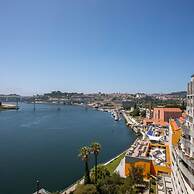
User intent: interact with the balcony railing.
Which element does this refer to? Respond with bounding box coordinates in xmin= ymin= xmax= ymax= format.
xmin=181 ymin=136 xmax=191 ymax=145
xmin=181 ymin=125 xmax=190 ymax=135
xmin=176 ymin=147 xmax=194 ymax=171
xmin=180 ymin=122 xmax=194 ymax=138
xmin=178 ymin=161 xmax=194 ymax=186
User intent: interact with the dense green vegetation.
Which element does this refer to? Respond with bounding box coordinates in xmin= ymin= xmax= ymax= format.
xmin=136 ymin=97 xmax=186 ymax=111
xmin=127 ymin=96 xmax=186 ymax=118
xmin=74 ymin=165 xmax=148 ymax=194
xmin=130 ymin=108 xmax=140 ymax=117
xmin=150 ymin=178 xmax=157 ymax=194
xmin=74 ymin=184 xmax=98 ymax=194
xmin=75 ymin=144 xmax=148 ymax=194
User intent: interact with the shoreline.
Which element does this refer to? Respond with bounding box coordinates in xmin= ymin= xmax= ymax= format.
xmin=61 ymin=142 xmax=137 ymax=194
xmin=1 ymin=102 xmax=138 ymax=194
xmin=60 ymin=112 xmax=142 ymax=193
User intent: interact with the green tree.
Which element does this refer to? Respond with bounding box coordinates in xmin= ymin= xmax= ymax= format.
xmin=91 ymin=165 xmax=110 ymax=184
xmin=130 ymin=108 xmax=140 ymax=117
xmin=140 ymin=110 xmax=146 ymax=117
xmin=128 ymin=166 xmax=144 ymax=185
xmin=97 ymin=173 xmax=124 ymax=194
xmin=74 ymin=184 xmax=98 ymax=194
xmin=79 ymin=146 xmax=91 ymax=184
xmin=91 ymin=142 xmax=101 ymax=184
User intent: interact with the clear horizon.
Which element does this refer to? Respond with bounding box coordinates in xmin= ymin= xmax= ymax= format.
xmin=0 ymin=90 xmax=188 ymax=97
xmin=1 ymin=0 xmax=194 ymax=95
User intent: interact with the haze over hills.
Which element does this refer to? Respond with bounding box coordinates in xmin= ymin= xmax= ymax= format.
xmin=0 ymin=91 xmax=187 ymax=97
xmin=167 ymin=91 xmax=187 ymax=97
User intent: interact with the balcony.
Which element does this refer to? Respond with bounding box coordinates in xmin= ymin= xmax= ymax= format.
xmin=180 ymin=122 xmax=194 ymax=138
xmin=181 ymin=136 xmax=191 ymax=148
xmin=176 ymin=147 xmax=194 ymax=172
xmin=178 ymin=160 xmax=194 ymax=186
xmin=181 ymin=125 xmax=190 ymax=135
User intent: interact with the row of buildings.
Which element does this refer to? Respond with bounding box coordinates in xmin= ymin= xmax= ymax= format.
xmin=143 ymin=107 xmax=183 ymax=126
xmin=169 ymin=75 xmax=194 ymax=194
xmin=116 ymin=74 xmax=194 ymax=194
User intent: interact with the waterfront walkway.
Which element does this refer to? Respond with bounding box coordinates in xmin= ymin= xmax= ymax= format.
xmin=122 ymin=111 xmax=143 ymax=133
xmin=33 ymin=188 xmax=49 ymax=194
xmin=62 ymin=179 xmax=84 ymax=194
xmin=122 ymin=111 xmax=140 ymax=125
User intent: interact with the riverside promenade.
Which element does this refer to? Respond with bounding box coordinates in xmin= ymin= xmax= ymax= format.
xmin=122 ymin=111 xmax=142 ymax=133
xmin=122 ymin=111 xmax=139 ymax=126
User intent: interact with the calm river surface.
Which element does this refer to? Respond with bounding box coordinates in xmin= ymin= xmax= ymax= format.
xmin=0 ymin=103 xmax=136 ymax=194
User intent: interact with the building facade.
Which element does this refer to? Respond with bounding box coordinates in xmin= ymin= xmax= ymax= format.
xmin=169 ymin=75 xmax=194 ymax=194
xmin=143 ymin=107 xmax=182 ymax=126
xmin=153 ymin=107 xmax=182 ymax=123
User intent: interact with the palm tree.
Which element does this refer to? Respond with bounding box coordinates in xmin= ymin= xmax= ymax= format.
xmin=79 ymin=146 xmax=91 ymax=184
xmin=91 ymin=142 xmax=101 ymax=184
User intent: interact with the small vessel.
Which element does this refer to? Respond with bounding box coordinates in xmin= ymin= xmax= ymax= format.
xmin=111 ymin=110 xmax=120 ymax=121
xmin=114 ymin=116 xmax=119 ymax=121
xmin=0 ymin=103 xmax=19 ymax=110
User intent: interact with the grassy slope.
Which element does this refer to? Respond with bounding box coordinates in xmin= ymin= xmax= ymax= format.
xmin=105 ymin=152 xmax=126 ymax=174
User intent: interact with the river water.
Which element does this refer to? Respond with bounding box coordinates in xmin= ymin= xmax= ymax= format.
xmin=0 ymin=103 xmax=136 ymax=194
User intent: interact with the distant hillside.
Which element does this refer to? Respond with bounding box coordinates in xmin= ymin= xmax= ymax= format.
xmin=168 ymin=91 xmax=187 ymax=97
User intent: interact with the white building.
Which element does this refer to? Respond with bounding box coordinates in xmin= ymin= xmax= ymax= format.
xmin=169 ymin=74 xmax=194 ymax=194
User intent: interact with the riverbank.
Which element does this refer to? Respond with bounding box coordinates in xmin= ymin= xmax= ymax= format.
xmin=61 ymin=134 xmax=138 ymax=194
xmin=61 ymin=148 xmax=132 ymax=194
xmin=0 ymin=103 xmax=135 ymax=194
xmin=121 ymin=111 xmax=143 ymax=134
xmin=36 ymin=139 xmax=138 ymax=194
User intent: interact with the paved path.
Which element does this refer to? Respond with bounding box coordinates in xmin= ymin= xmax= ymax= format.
xmin=62 ymin=179 xmax=84 ymax=194
xmin=33 ymin=188 xmax=49 ymax=194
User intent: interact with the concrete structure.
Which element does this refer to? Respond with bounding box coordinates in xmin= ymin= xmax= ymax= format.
xmin=146 ymin=108 xmax=153 ymax=119
xmin=117 ymin=139 xmax=171 ymax=179
xmin=124 ymin=156 xmax=153 ymax=179
xmin=143 ymin=107 xmax=182 ymax=126
xmin=169 ymin=75 xmax=194 ymax=194
xmin=153 ymin=107 xmax=182 ymax=123
xmin=32 ymin=188 xmax=49 ymax=194
xmin=169 ymin=119 xmax=188 ymax=194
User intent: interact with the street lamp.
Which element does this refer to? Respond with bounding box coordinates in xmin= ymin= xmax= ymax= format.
xmin=36 ymin=180 xmax=40 ymax=194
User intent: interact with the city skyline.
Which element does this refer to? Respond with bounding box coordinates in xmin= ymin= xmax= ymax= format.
xmin=1 ymin=0 xmax=194 ymax=95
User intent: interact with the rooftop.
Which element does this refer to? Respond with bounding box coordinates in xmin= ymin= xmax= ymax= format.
xmin=148 ymin=146 xmax=166 ymax=166
xmin=154 ymin=107 xmax=182 ymax=112
xmin=126 ymin=138 xmax=170 ymax=167
xmin=126 ymin=139 xmax=150 ymax=158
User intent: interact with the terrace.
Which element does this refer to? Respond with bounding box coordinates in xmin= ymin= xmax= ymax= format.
xmin=157 ymin=175 xmax=173 ymax=194
xmin=126 ymin=139 xmax=149 ymax=158
xmin=146 ymin=126 xmax=166 ymax=143
xmin=126 ymin=139 xmax=170 ymax=170
xmin=126 ymin=138 xmax=168 ymax=166
xmin=148 ymin=146 xmax=166 ymax=166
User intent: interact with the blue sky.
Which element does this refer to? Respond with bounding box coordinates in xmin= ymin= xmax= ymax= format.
xmin=0 ymin=0 xmax=194 ymax=95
